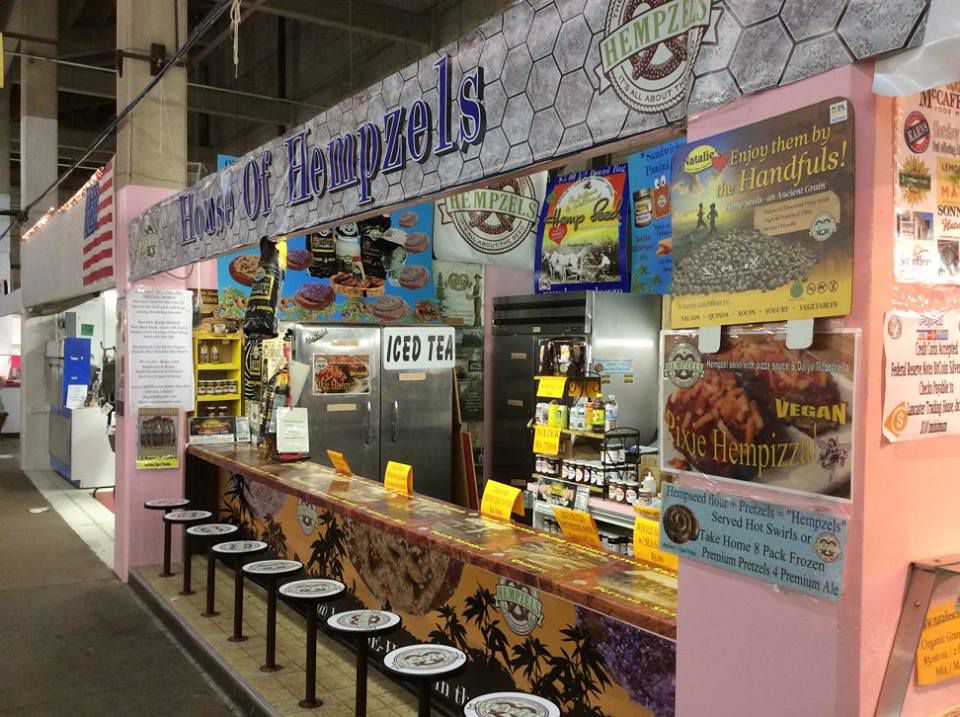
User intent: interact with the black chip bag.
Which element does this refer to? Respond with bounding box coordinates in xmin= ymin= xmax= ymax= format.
xmin=243 ymin=237 xmax=283 ymax=340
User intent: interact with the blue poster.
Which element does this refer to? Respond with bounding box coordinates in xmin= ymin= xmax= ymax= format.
xmin=627 ymin=137 xmax=684 ymax=294
xmin=217 ymin=202 xmax=439 ymax=325
xmin=534 ymin=165 xmax=630 ymax=293
xmin=62 ymin=337 xmax=92 ymax=406
xmin=660 ymin=483 xmax=846 ymax=601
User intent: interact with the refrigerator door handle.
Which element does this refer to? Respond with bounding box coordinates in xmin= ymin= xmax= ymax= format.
xmin=364 ymin=401 xmax=373 ymax=445
xmin=391 ymin=400 xmax=399 ymax=442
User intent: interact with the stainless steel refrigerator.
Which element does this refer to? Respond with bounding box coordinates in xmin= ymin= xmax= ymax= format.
xmin=292 ymin=323 xmax=454 ymax=502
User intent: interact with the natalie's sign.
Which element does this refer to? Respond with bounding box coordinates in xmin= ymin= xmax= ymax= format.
xmin=434 ymin=173 xmax=547 ymax=269
xmin=383 ymin=326 xmax=455 ymax=371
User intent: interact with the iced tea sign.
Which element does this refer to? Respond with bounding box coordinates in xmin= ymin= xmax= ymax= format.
xmin=383 ymin=326 xmax=456 ymax=371
xmin=669 ymin=98 xmax=855 ymax=328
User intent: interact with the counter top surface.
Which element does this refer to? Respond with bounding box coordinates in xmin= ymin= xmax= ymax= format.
xmin=188 ymin=444 xmax=677 ymax=639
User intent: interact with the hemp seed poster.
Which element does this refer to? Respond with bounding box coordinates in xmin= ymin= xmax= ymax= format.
xmin=670 ymin=98 xmax=856 ymax=328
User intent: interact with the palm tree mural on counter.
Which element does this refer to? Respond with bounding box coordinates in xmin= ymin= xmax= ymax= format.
xmin=307 ymin=510 xmax=346 ymax=582
xmin=260 ymin=515 xmax=287 ymax=556
xmin=222 ymin=473 xmax=255 ymax=536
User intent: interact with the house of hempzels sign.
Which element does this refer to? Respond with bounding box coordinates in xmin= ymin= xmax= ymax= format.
xmin=129 ymin=0 xmax=929 ymax=280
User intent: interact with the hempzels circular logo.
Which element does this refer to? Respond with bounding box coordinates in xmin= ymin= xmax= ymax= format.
xmin=904 ymin=111 xmax=930 ymax=153
xmin=596 ymin=0 xmax=720 ymax=112
xmin=438 ymin=177 xmax=541 ymax=256
xmin=664 ymin=342 xmax=703 ymax=388
xmin=496 ymin=578 xmax=543 ymax=636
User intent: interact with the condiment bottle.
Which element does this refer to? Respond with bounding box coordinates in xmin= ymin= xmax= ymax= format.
xmin=591 ymin=398 xmax=605 ymax=433
xmin=605 ymin=395 xmax=618 ymax=432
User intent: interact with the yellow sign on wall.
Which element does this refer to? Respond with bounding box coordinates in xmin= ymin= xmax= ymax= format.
xmin=533 ymin=425 xmax=561 ymax=456
xmin=916 ymin=601 xmax=960 ymax=686
xmin=384 ymin=460 xmax=413 ymax=495
xmin=553 ymin=506 xmax=602 ymax=549
xmin=633 ymin=517 xmax=679 ymax=571
xmin=480 ymin=480 xmax=523 ymax=521
xmin=327 ymin=449 xmax=352 ymax=476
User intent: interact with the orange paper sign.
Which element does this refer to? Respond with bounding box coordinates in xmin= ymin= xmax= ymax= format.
xmin=633 ymin=516 xmax=679 ymax=571
xmin=384 ymin=460 xmax=413 ymax=495
xmin=553 ymin=506 xmax=602 ymax=549
xmin=480 ymin=480 xmax=523 ymax=520
xmin=327 ymin=449 xmax=352 ymax=476
xmin=916 ymin=601 xmax=960 ymax=686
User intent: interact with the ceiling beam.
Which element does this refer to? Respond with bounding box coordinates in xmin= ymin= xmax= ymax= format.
xmin=256 ymin=0 xmax=430 ymax=47
xmin=7 ymin=61 xmax=313 ymax=126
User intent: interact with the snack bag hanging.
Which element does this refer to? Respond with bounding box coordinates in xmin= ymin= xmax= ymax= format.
xmin=243 ymin=237 xmax=284 ymax=339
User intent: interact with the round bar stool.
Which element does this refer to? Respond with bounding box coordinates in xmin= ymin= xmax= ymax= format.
xmin=242 ymin=559 xmax=303 ymax=672
xmin=162 ymin=509 xmax=213 ymax=595
xmin=326 ymin=609 xmax=402 ymax=717
xmin=464 ymin=692 xmax=560 ymax=717
xmin=144 ymin=498 xmax=190 ymax=577
xmin=383 ymin=644 xmax=467 ymax=717
xmin=279 ymin=579 xmax=346 ymax=709
xmin=211 ymin=540 xmax=268 ymax=642
xmin=185 ymin=523 xmax=239 ymax=617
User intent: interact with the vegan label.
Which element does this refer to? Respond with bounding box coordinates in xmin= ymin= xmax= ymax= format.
xmin=882 ymin=310 xmax=960 ymax=441
xmin=670 ymin=98 xmax=855 ymax=327
xmin=660 ymin=483 xmax=847 ymax=601
xmin=660 ymin=329 xmax=858 ymax=500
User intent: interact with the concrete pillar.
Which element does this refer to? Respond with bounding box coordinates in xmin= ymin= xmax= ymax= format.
xmin=17 ymin=0 xmax=57 ymax=470
xmin=19 ymin=0 xmax=57 ymax=223
xmin=113 ymin=0 xmax=190 ymax=581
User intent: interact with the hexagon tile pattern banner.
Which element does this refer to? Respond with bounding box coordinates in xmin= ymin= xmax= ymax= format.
xmin=129 ymin=0 xmax=930 ymax=280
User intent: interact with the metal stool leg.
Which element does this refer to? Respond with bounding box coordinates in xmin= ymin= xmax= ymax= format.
xmin=355 ymin=638 xmax=369 ymax=717
xmin=180 ymin=528 xmax=194 ymax=595
xmin=417 ymin=680 xmax=431 ymax=717
xmin=299 ymin=606 xmax=322 ymax=709
xmin=160 ymin=519 xmax=173 ymax=577
xmin=229 ymin=557 xmax=246 ymax=642
xmin=262 ymin=575 xmax=280 ymax=672
xmin=203 ymin=544 xmax=218 ymax=617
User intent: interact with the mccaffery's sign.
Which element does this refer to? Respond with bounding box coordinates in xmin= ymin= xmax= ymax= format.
xmin=177 ymin=57 xmax=483 ymax=246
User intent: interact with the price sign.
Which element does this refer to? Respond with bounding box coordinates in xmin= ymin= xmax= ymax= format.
xmin=633 ymin=517 xmax=679 ymax=571
xmin=537 ymin=376 xmax=567 ymax=398
xmin=553 ymin=506 xmax=602 ymax=549
xmin=533 ymin=425 xmax=561 ymax=456
xmin=480 ymin=480 xmax=523 ymax=520
xmin=916 ymin=602 xmax=960 ymax=685
xmin=327 ymin=449 xmax=352 ymax=476
xmin=384 ymin=460 xmax=413 ymax=495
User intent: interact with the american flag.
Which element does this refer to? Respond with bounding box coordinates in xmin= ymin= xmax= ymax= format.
xmin=82 ymin=159 xmax=114 ymax=287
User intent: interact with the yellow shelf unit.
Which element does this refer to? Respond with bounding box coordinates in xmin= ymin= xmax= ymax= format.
xmin=194 ymin=330 xmax=243 ymax=417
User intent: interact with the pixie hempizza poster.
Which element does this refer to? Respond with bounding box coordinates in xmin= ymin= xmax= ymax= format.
xmin=534 ymin=165 xmax=630 ymax=293
xmin=670 ymin=98 xmax=855 ymax=328
xmin=217 ymin=202 xmax=440 ymax=325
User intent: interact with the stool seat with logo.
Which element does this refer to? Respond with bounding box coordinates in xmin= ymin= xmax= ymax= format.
xmin=186 ymin=523 xmax=238 ymax=617
xmin=162 ymin=509 xmax=213 ymax=594
xmin=279 ymin=579 xmax=346 ymax=709
xmin=463 ymin=692 xmax=561 ymax=717
xmin=242 ymin=559 xmax=303 ymax=671
xmin=144 ymin=498 xmax=191 ymax=576
xmin=383 ymin=644 xmax=468 ymax=717
xmin=211 ymin=540 xmax=268 ymax=642
xmin=326 ymin=609 xmax=402 ymax=717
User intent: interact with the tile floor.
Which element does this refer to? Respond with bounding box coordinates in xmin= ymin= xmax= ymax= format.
xmin=143 ymin=564 xmax=421 ymax=717
xmin=24 ymin=468 xmax=115 ymax=569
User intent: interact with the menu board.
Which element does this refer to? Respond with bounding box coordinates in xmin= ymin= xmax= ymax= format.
xmin=627 ymin=138 xmax=685 ymax=294
xmin=894 ymin=84 xmax=960 ymax=284
xmin=670 ymin=98 xmax=855 ymax=327
xmin=217 ymin=202 xmax=440 ymax=325
xmin=882 ymin=310 xmax=960 ymax=441
xmin=534 ymin=165 xmax=630 ymax=293
xmin=660 ymin=329 xmax=858 ymax=501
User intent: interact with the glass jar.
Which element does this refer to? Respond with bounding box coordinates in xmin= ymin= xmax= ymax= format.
xmin=199 ymin=343 xmax=209 ymax=364
xmin=634 ymin=188 xmax=653 ymax=228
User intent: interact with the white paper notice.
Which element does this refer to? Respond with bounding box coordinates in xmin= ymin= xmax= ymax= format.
xmin=883 ymin=310 xmax=960 ymax=441
xmin=276 ymin=407 xmax=309 ymax=454
xmin=65 ymin=384 xmax=87 ymax=409
xmin=128 ymin=289 xmax=195 ymax=411
xmin=235 ymin=417 xmax=251 ymax=444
